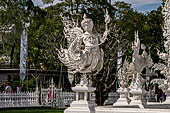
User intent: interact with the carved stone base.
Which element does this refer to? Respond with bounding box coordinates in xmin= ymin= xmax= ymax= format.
xmin=64 ymin=100 xmax=96 ymax=113
xmin=113 ymin=87 xmax=130 ymax=106
xmin=64 ymin=84 xmax=96 ymax=113
xmin=129 ymin=88 xmax=144 ymax=108
xmin=95 ymin=107 xmax=170 ymax=113
xmin=164 ymin=96 xmax=170 ymax=104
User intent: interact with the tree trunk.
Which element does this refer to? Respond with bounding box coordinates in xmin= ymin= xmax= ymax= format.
xmin=95 ymin=81 xmax=108 ymax=106
xmin=10 ymin=42 xmax=16 ymax=68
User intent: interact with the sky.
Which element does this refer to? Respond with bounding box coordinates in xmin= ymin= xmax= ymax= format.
xmin=33 ymin=0 xmax=163 ymax=13
xmin=113 ymin=0 xmax=162 ymax=12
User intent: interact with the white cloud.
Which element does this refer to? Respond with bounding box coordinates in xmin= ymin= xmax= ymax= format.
xmin=112 ymin=0 xmax=162 ymax=12
xmin=113 ymin=0 xmax=162 ymax=6
xmin=32 ymin=0 xmax=43 ymax=6
xmin=33 ymin=0 xmax=162 ymax=12
xmin=32 ymin=0 xmax=60 ymax=8
xmin=33 ymin=0 xmax=162 ymax=7
xmin=42 ymin=0 xmax=61 ymax=8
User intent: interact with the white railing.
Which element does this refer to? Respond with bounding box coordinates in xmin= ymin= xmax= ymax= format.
xmin=0 ymin=92 xmax=39 ymax=108
xmin=0 ymin=89 xmax=119 ymax=108
xmin=41 ymin=88 xmax=76 ymax=107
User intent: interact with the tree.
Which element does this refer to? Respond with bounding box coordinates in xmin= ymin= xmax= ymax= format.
xmin=0 ymin=0 xmax=39 ymax=68
xmin=0 ymin=0 xmax=55 ymax=90
xmin=143 ymin=6 xmax=164 ymax=63
xmin=0 ymin=0 xmax=165 ymax=105
xmin=40 ymin=0 xmax=132 ymax=105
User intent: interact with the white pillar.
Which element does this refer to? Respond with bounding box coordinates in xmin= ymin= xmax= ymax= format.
xmin=64 ymin=84 xmax=96 ymax=113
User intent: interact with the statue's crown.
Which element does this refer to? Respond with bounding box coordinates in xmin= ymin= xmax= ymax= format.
xmin=81 ymin=14 xmax=94 ymax=28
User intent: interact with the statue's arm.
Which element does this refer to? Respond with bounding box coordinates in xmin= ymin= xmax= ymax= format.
xmin=136 ymin=38 xmax=140 ymax=54
xmin=100 ymin=9 xmax=111 ymax=43
xmin=100 ymin=30 xmax=110 ymax=43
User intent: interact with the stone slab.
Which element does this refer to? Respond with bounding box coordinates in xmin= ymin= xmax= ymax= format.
xmin=113 ymin=98 xmax=129 ymax=106
xmin=64 ymin=100 xmax=96 ymax=113
xmin=96 ymin=106 xmax=170 ymax=113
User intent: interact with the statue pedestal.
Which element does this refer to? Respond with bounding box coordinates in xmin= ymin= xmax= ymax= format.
xmin=129 ymin=88 xmax=144 ymax=108
xmin=64 ymin=84 xmax=97 ymax=113
xmin=113 ymin=87 xmax=129 ymax=106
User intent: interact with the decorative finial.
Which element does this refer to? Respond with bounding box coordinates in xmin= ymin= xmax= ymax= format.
xmin=83 ymin=13 xmax=87 ymax=19
xmin=105 ymin=8 xmax=111 ymax=25
xmin=106 ymin=8 xmax=108 ymax=15
xmin=135 ymin=31 xmax=138 ymax=39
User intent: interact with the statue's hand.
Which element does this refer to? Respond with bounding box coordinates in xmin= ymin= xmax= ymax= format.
xmin=105 ymin=15 xmax=111 ymax=24
xmin=103 ymin=30 xmax=110 ymax=40
xmin=105 ymin=9 xmax=111 ymax=24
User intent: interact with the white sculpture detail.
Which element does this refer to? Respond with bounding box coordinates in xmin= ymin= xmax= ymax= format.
xmin=130 ymin=31 xmax=153 ymax=90
xmin=113 ymin=58 xmax=130 ymax=106
xmin=119 ymin=59 xmax=129 ymax=89
xmin=58 ymin=11 xmax=110 ymax=84
xmin=58 ymin=10 xmax=110 ymax=113
xmin=153 ymin=0 xmax=170 ymax=104
xmin=126 ymin=31 xmax=153 ymax=108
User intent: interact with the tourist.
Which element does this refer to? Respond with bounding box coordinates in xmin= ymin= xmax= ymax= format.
xmin=158 ymin=89 xmax=163 ymax=102
xmin=17 ymin=86 xmax=21 ymax=93
xmin=162 ymin=92 xmax=166 ymax=102
xmin=5 ymin=82 xmax=12 ymax=93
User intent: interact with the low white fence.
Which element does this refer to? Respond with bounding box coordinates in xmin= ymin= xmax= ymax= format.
xmin=0 ymin=92 xmax=39 ymax=108
xmin=0 ymin=89 xmax=76 ymax=108
xmin=0 ymin=90 xmax=119 ymax=108
xmin=41 ymin=88 xmax=76 ymax=107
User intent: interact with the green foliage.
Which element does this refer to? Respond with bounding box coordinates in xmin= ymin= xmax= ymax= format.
xmin=0 ymin=0 xmax=165 ymax=106
xmin=0 ymin=0 xmax=40 ymax=68
xmin=27 ymin=4 xmax=64 ymax=70
xmin=141 ymin=6 xmax=164 ymax=63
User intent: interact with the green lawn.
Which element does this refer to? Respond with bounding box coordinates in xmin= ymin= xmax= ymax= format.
xmin=0 ymin=109 xmax=64 ymax=113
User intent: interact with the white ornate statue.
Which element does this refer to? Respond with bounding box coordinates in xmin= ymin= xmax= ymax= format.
xmin=128 ymin=31 xmax=153 ymax=108
xmin=119 ymin=59 xmax=129 ymax=89
xmin=58 ymin=10 xmax=110 ymax=113
xmin=113 ymin=59 xmax=130 ymax=106
xmin=130 ymin=32 xmax=153 ymax=90
xmin=58 ymin=12 xmax=110 ymax=85
xmin=153 ymin=0 xmax=170 ymax=104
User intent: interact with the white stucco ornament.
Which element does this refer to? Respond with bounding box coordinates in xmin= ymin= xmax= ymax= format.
xmin=58 ymin=10 xmax=110 ymax=82
xmin=153 ymin=0 xmax=170 ymax=104
xmin=59 ymin=10 xmax=111 ymax=113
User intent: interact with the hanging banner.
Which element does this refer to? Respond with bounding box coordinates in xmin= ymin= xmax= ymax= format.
xmin=20 ymin=30 xmax=27 ymax=81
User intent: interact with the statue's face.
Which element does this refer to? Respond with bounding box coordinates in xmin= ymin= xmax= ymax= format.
xmin=83 ymin=23 xmax=92 ymax=32
xmin=81 ymin=19 xmax=94 ymax=32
